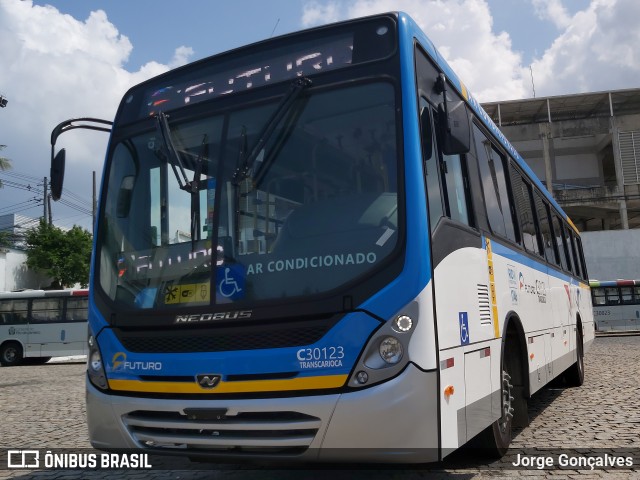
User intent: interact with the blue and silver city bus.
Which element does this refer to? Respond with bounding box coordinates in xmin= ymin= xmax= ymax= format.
xmin=51 ymin=12 xmax=594 ymax=463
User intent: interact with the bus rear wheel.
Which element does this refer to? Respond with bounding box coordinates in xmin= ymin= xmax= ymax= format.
xmin=1 ymin=342 xmax=23 ymax=367
xmin=562 ymin=327 xmax=584 ymax=387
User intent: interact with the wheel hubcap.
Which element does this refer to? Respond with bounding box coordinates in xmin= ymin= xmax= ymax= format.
xmin=4 ymin=348 xmax=16 ymax=362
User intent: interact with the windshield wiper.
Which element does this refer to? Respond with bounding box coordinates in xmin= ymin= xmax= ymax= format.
xmin=154 ymin=112 xmax=208 ymax=248
xmin=155 ymin=112 xmax=192 ymax=192
xmin=232 ymin=76 xmax=312 ymax=185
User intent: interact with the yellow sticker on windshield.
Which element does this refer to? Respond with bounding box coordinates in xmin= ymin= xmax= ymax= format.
xmin=164 ymin=282 xmax=210 ymax=304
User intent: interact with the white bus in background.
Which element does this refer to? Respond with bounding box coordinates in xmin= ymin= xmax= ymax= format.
xmin=0 ymin=289 xmax=88 ymax=366
xmin=590 ymin=280 xmax=640 ymax=332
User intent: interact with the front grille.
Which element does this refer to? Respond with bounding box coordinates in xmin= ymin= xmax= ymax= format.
xmin=123 ymin=410 xmax=320 ymax=454
xmin=114 ymin=322 xmax=331 ymax=353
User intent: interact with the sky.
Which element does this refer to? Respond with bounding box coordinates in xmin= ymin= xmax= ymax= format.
xmin=0 ymin=0 xmax=639 ymax=234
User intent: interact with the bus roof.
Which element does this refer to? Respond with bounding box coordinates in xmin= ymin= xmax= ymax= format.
xmin=589 ymin=280 xmax=640 ymax=288
xmin=0 ymin=289 xmax=88 ymax=299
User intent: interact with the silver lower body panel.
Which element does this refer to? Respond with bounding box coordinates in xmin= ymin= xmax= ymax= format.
xmin=86 ymin=364 xmax=439 ymax=463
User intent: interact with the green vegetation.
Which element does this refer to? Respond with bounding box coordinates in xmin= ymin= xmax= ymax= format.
xmin=25 ymin=219 xmax=93 ymax=288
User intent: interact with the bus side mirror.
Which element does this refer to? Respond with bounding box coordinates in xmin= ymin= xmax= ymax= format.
xmin=438 ymin=100 xmax=470 ymax=155
xmin=50 ymin=148 xmax=66 ymax=201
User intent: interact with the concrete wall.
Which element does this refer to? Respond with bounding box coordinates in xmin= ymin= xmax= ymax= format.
xmin=581 ymin=230 xmax=640 ymax=280
xmin=0 ymin=248 xmax=52 ymax=291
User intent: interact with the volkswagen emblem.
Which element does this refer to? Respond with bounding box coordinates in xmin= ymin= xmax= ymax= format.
xmin=196 ymin=374 xmax=221 ymax=389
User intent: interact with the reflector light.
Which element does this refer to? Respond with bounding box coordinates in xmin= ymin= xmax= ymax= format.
xmin=356 ymin=371 xmax=369 ymax=384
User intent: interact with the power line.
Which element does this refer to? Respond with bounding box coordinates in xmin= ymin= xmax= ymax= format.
xmin=0 ymin=198 xmax=42 ymax=215
xmin=0 ymin=170 xmax=42 ymax=182
xmin=0 ymin=175 xmax=92 ymax=216
xmin=0 ymin=171 xmax=93 ymax=206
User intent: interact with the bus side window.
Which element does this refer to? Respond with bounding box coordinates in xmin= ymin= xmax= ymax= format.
xmin=533 ymin=191 xmax=556 ymax=265
xmin=31 ymin=298 xmax=63 ymax=323
xmin=0 ymin=300 xmax=28 ymax=325
xmin=634 ymin=286 xmax=640 ymax=304
xmin=568 ymin=230 xmax=583 ymax=279
xmin=510 ymin=168 xmax=541 ymax=256
xmin=472 ymin=125 xmax=515 ymax=241
xmin=605 ymin=287 xmax=620 ymax=306
xmin=442 ymin=152 xmax=472 ymax=226
xmin=592 ymin=287 xmax=606 ymax=306
xmin=561 ymin=221 xmax=574 ymax=273
xmin=575 ymin=236 xmax=588 ymax=280
xmin=65 ymin=297 xmax=89 ymax=322
xmin=620 ymin=287 xmax=633 ymax=304
xmin=419 ymin=98 xmax=444 ymax=232
xmin=551 ymin=214 xmax=569 ymax=271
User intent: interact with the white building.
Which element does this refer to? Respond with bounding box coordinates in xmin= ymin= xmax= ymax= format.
xmin=0 ymin=214 xmax=61 ymax=291
xmin=0 ymin=247 xmax=51 ymax=291
xmin=0 ymin=213 xmax=40 ymax=247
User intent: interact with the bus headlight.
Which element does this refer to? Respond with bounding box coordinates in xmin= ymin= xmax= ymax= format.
xmin=348 ymin=311 xmax=417 ymax=388
xmin=379 ymin=336 xmax=403 ymax=364
xmin=87 ymin=334 xmax=109 ymax=391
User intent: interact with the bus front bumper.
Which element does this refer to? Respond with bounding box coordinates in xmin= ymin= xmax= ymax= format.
xmin=86 ymin=363 xmax=439 ymax=463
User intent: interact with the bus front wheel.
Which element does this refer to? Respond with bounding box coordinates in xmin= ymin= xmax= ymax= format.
xmin=474 ymin=335 xmax=527 ymax=458
xmin=0 ymin=342 xmax=24 ymax=367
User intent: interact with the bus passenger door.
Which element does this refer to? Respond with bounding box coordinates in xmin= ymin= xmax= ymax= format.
xmin=419 ymin=99 xmax=489 ymax=450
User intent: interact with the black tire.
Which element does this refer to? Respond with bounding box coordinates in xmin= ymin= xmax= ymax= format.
xmin=472 ymin=340 xmax=525 ymax=458
xmin=23 ymin=357 xmax=52 ymax=365
xmin=474 ymin=369 xmax=513 ymax=458
xmin=562 ymin=327 xmax=584 ymax=387
xmin=0 ymin=342 xmax=24 ymax=367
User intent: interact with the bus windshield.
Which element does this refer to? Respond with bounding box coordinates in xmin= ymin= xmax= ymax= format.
xmin=98 ymin=81 xmax=400 ymax=310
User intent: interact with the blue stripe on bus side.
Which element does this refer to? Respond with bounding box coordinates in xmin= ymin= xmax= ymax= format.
xmin=488 ymin=238 xmax=575 ymax=285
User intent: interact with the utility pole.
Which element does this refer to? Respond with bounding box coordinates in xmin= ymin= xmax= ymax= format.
xmin=92 ymin=171 xmax=97 ymax=234
xmin=43 ymin=176 xmax=48 ymax=223
xmin=48 ymin=194 xmax=52 ymax=225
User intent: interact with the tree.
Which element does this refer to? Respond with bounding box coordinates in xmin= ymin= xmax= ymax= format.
xmin=0 ymin=144 xmax=11 ymax=188
xmin=0 ymin=230 xmax=12 ymax=247
xmin=25 ymin=219 xmax=93 ymax=288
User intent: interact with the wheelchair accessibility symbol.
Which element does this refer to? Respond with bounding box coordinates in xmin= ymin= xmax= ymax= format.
xmin=216 ymin=265 xmax=246 ymax=300
xmin=459 ymin=312 xmax=470 ymax=345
